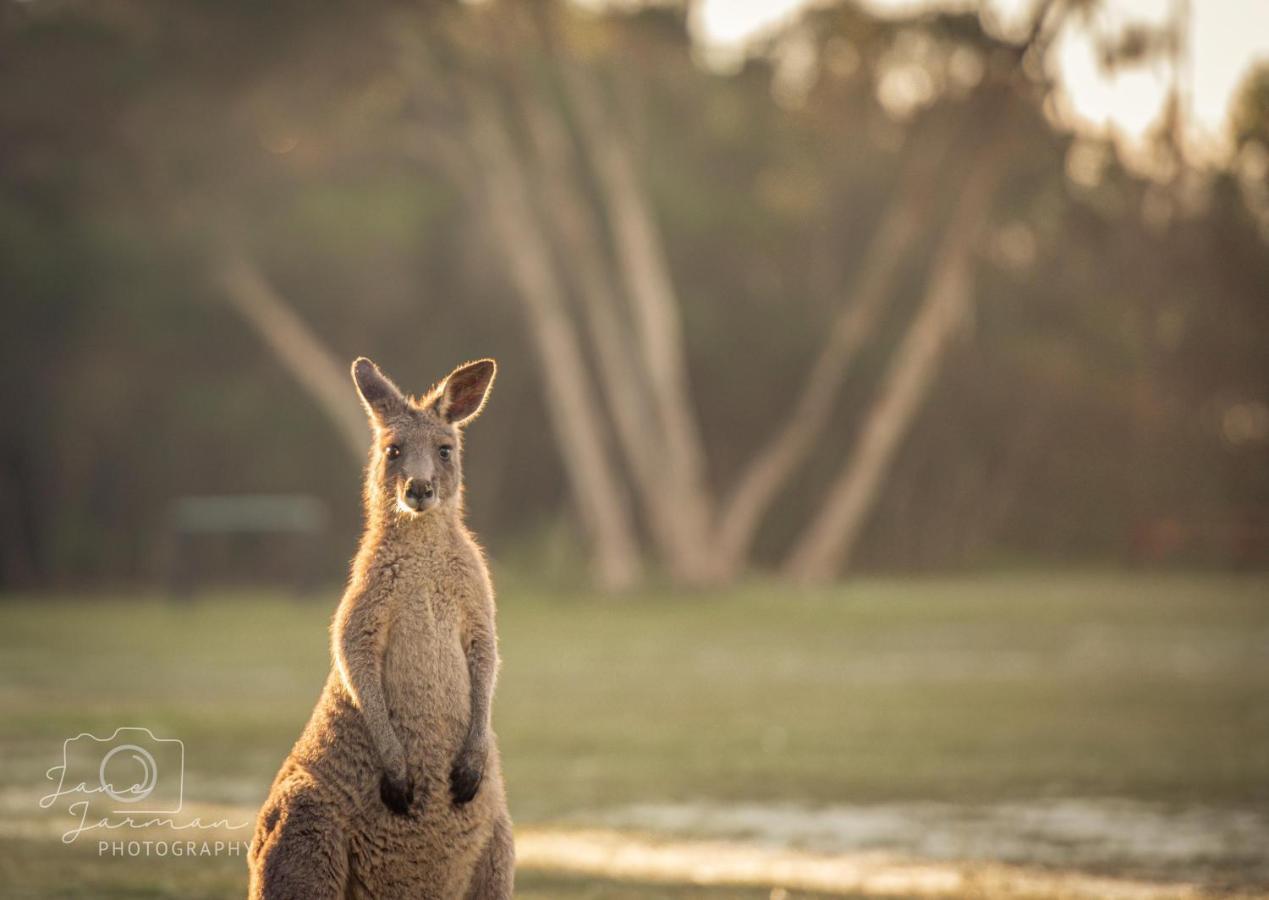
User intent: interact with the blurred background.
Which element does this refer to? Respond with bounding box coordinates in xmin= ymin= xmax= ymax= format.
xmin=2 ymin=0 xmax=1267 ymax=896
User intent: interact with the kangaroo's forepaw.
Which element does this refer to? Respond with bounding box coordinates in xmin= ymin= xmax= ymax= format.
xmin=379 ymin=771 xmax=415 ymax=816
xmin=449 ymin=756 xmax=484 ymax=805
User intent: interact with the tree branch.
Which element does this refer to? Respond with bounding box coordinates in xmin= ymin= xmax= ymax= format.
xmin=714 ymin=125 xmax=949 ymax=569
xmin=784 ymin=123 xmax=1014 ymax=581
xmin=215 ymin=250 xmax=366 ymax=462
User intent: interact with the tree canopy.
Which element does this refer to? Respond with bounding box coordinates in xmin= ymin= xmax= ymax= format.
xmin=2 ymin=0 xmax=1266 ymax=589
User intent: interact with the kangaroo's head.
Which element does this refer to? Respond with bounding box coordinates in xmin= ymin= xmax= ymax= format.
xmin=351 ymin=356 xmax=496 ymax=519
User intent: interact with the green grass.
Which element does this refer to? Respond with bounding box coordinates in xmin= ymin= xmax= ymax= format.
xmin=1 ymin=572 xmax=1266 ymax=896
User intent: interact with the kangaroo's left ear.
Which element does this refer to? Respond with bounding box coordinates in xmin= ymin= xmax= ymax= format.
xmin=437 ymin=359 xmax=496 ymax=425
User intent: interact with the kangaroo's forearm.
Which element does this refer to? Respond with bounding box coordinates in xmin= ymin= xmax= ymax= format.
xmin=335 ymin=600 xmax=405 ymax=777
xmin=344 ymin=654 xmax=404 ymax=775
xmin=463 ymin=632 xmax=497 ymax=750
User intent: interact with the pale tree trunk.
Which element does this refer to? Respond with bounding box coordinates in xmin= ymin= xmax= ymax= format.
xmin=393 ymin=27 xmax=643 ymax=589
xmin=215 ymin=251 xmax=366 ymax=462
xmin=783 ymin=133 xmax=1011 ymax=582
xmin=516 ymin=82 xmax=721 ymax=581
xmin=780 ymin=6 xmax=1058 ymax=581
xmin=559 ymin=65 xmax=720 ymax=583
xmin=713 ymin=128 xmax=949 ymax=574
xmin=459 ymin=82 xmax=643 ymax=590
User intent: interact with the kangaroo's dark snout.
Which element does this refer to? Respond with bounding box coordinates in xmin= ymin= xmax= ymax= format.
xmin=400 ymin=475 xmax=438 ymax=514
xmin=405 ymin=479 xmax=434 ymax=501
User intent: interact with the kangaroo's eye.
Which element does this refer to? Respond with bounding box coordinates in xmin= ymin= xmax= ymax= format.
xmin=385 ymin=445 xmax=401 ymax=460
xmin=438 ymin=445 xmax=452 ymax=462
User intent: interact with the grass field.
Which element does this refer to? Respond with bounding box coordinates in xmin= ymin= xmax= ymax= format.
xmin=1 ymin=572 xmax=1267 ymax=897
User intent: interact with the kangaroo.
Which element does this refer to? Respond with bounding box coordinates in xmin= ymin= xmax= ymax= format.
xmin=248 ymin=357 xmax=513 ymax=899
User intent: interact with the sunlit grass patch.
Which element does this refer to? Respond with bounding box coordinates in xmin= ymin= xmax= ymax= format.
xmin=1 ymin=572 xmax=1266 ymax=896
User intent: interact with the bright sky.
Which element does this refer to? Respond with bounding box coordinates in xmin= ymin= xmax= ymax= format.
xmin=689 ymin=0 xmax=1269 ymax=160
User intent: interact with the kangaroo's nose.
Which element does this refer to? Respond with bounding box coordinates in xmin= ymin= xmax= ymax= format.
xmin=405 ymin=478 xmax=434 ymax=500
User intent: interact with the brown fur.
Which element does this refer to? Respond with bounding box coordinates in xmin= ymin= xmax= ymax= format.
xmin=248 ymin=358 xmax=513 ymax=899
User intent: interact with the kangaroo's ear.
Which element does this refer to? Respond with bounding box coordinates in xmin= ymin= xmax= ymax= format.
xmin=351 ymin=357 xmax=405 ymax=425
xmin=436 ymin=359 xmax=496 ymax=425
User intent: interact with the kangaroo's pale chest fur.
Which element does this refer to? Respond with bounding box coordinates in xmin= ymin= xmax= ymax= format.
xmin=378 ymin=544 xmax=475 ymax=772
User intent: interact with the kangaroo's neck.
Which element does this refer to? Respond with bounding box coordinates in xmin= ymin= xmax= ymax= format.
xmin=357 ymin=503 xmax=464 ymax=566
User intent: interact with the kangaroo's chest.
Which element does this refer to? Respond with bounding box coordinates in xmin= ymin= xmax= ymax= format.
xmin=381 ymin=576 xmax=470 ymax=746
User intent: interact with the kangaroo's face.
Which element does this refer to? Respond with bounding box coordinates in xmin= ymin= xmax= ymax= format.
xmin=376 ymin=408 xmax=457 ymax=515
xmin=352 ymin=357 xmax=496 ymax=518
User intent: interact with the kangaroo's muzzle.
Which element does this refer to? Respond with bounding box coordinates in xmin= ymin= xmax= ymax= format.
xmin=400 ymin=478 xmax=437 ymax=513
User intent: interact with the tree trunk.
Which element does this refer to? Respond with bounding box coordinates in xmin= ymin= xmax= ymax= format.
xmin=517 ymin=82 xmax=729 ymax=582
xmin=559 ymin=65 xmax=720 ymax=583
xmin=215 ymin=251 xmax=367 ymax=462
xmin=714 ymin=128 xmax=948 ymax=573
xmin=781 ymin=9 xmax=1057 ymax=582
xmin=783 ymin=137 xmax=1009 ymax=582
xmin=459 ymin=83 xmax=643 ymax=590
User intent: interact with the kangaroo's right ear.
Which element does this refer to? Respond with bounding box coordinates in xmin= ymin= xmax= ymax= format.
xmin=352 ymin=357 xmax=405 ymax=425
